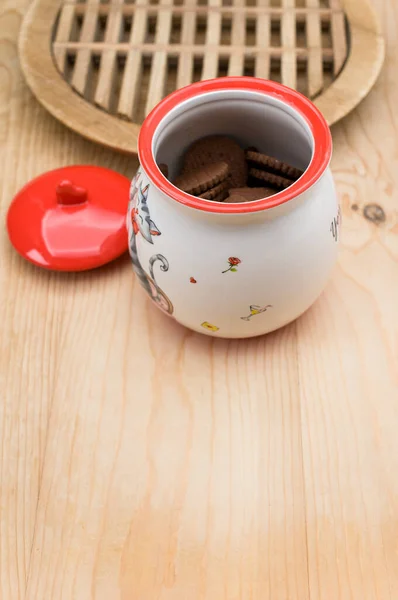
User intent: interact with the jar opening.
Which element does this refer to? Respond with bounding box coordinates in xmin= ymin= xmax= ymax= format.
xmin=139 ymin=78 xmax=332 ymax=214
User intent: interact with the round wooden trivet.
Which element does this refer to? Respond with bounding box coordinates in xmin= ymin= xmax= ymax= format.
xmin=19 ymin=0 xmax=384 ymax=155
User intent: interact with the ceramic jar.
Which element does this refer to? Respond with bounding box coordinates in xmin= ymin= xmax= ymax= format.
xmin=127 ymin=77 xmax=340 ymax=338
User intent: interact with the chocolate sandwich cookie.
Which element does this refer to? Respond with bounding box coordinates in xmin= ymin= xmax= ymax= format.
xmin=249 ymin=167 xmax=293 ymax=190
xmin=182 ymin=136 xmax=247 ymax=188
xmin=246 ymin=150 xmax=304 ymax=181
xmin=227 ymin=187 xmax=276 ymax=203
xmin=199 ymin=181 xmax=229 ymax=201
xmin=173 ymin=161 xmax=229 ymax=195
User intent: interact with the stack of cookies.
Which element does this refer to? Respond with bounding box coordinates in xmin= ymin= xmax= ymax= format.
xmin=159 ymin=135 xmax=304 ymax=203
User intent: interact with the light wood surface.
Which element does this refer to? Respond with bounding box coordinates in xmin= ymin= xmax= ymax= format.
xmin=1 ymin=0 xmax=398 ymax=598
xmin=18 ymin=0 xmax=384 ymax=154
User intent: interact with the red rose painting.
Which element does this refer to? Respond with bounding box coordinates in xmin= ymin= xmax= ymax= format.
xmin=222 ymin=257 xmax=241 ymax=273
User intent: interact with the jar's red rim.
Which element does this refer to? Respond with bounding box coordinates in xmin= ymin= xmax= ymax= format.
xmin=138 ymin=77 xmax=332 ymax=214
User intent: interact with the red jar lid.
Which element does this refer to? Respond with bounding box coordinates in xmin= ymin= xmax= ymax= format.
xmin=6 ymin=165 xmax=130 ymax=271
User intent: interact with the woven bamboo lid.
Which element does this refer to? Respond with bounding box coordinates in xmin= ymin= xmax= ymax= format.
xmin=19 ymin=0 xmax=384 ymax=155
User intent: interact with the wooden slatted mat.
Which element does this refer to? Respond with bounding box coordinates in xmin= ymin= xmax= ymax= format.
xmin=19 ymin=0 xmax=384 ymax=154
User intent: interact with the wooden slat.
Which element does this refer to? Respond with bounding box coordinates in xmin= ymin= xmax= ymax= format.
xmin=71 ymin=0 xmax=100 ymax=96
xmin=255 ymin=0 xmax=271 ymax=79
xmin=329 ymin=0 xmax=348 ymax=75
xmin=70 ymin=3 xmax=336 ymax=19
xmin=202 ymin=0 xmax=222 ymax=80
xmin=118 ymin=0 xmax=149 ymax=120
xmin=306 ymin=0 xmax=323 ymax=97
xmin=53 ymin=2 xmax=77 ymax=73
xmin=228 ymin=0 xmax=245 ymax=75
xmin=281 ymin=0 xmax=297 ymax=89
xmin=145 ymin=0 xmax=173 ymax=115
xmin=176 ymin=0 xmax=197 ymax=89
xmin=54 ymin=41 xmax=336 ymax=62
xmin=94 ymin=1 xmax=124 ymax=111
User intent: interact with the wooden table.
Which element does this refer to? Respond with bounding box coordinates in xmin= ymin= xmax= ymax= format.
xmin=1 ymin=1 xmax=397 ymax=598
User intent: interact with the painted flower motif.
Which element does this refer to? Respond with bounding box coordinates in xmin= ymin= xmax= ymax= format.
xmin=222 ymin=257 xmax=241 ymax=273
xmin=201 ymin=322 xmax=219 ymax=332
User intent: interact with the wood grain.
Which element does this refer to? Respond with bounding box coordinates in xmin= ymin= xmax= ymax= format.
xmin=228 ymin=0 xmax=246 ymax=76
xmin=306 ymin=0 xmax=324 ymax=97
xmin=94 ymin=0 xmax=124 ymax=111
xmin=176 ymin=0 xmax=197 ymax=89
xmin=71 ymin=0 xmax=99 ymax=97
xmin=1 ymin=0 xmax=398 ymax=599
xmin=255 ymin=0 xmax=271 ymax=79
xmin=281 ymin=0 xmax=297 ymax=90
xmin=202 ymin=0 xmax=222 ymax=80
xmin=117 ymin=0 xmax=149 ymax=120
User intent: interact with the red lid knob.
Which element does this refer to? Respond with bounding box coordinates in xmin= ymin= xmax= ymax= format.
xmin=56 ymin=180 xmax=88 ymax=206
xmin=6 ymin=166 xmax=131 ymax=271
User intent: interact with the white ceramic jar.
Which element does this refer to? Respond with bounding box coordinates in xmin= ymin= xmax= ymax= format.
xmin=127 ymin=77 xmax=340 ymax=338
